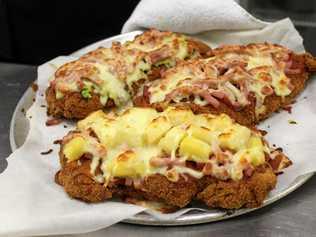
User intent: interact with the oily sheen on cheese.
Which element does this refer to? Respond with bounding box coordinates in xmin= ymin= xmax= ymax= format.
xmin=148 ymin=43 xmax=294 ymax=117
xmin=51 ymin=30 xmax=194 ymax=107
xmin=62 ymin=107 xmax=273 ymax=185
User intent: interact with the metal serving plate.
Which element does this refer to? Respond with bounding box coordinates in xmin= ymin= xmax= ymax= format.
xmin=9 ymin=31 xmax=314 ymax=226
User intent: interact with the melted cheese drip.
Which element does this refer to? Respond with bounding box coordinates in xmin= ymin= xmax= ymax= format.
xmin=62 ymin=107 xmax=270 ymax=185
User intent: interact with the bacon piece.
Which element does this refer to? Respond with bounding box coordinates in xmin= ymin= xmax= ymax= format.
xmin=147 ymin=46 xmax=171 ymax=64
xmin=150 ymin=157 xmax=185 ymax=168
xmin=143 ymin=85 xmax=150 ymax=101
xmin=210 ymin=90 xmax=226 ymax=99
xmin=244 ymin=165 xmax=255 ymax=177
xmin=149 ymin=157 xmax=166 ymax=167
xmin=269 ymin=150 xmax=292 ymax=174
xmin=284 ymin=54 xmax=304 ymax=74
xmin=202 ymin=163 xmax=212 ymax=175
xmin=192 ymin=79 xmax=224 ymax=88
xmin=46 ymin=118 xmax=63 ymax=126
xmin=282 ymin=105 xmax=292 ymax=114
xmin=236 ymin=79 xmax=250 ymax=100
xmin=165 ymin=83 xmax=230 ymax=109
xmin=261 ymin=85 xmax=274 ymax=95
xmin=198 ymin=91 xmax=220 ymax=108
xmin=188 ymin=86 xmax=224 ymax=105
xmin=219 ymin=93 xmax=243 ymax=111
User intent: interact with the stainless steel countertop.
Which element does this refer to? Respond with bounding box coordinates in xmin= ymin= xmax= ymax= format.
xmin=0 ymin=62 xmax=315 ymax=237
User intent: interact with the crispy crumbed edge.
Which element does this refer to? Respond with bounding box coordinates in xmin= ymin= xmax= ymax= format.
xmin=196 ymin=164 xmax=277 ymax=209
xmin=56 ymin=143 xmax=278 ymax=209
xmin=45 ymin=38 xmax=211 ymax=120
xmin=46 ymin=86 xmax=112 ymax=119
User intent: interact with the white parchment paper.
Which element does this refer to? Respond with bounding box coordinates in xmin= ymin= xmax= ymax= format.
xmin=0 ymin=20 xmax=316 ymax=237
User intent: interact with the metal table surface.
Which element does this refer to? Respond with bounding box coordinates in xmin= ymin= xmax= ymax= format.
xmin=0 ymin=62 xmax=315 ymax=237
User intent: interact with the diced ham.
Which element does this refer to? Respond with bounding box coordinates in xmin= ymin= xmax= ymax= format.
xmin=147 ymin=46 xmax=172 ymax=64
xmin=46 ymin=118 xmax=62 ymax=126
xmin=210 ymin=90 xmax=226 ymax=99
xmin=285 ymin=54 xmax=304 ymax=74
xmin=239 ymin=80 xmax=250 ymax=99
xmin=244 ymin=165 xmax=254 ymax=177
xmin=192 ymin=79 xmax=222 ymax=88
xmin=202 ymin=163 xmax=212 ymax=175
xmin=143 ymin=85 xmax=150 ymax=101
xmin=269 ymin=150 xmax=292 ymax=174
xmin=149 ymin=157 xmax=185 ymax=168
xmin=198 ymin=91 xmax=220 ymax=108
xmin=261 ymin=85 xmax=274 ymax=95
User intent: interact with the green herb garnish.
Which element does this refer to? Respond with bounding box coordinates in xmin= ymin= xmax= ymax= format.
xmin=288 ymin=119 xmax=297 ymax=125
xmin=81 ymin=87 xmax=92 ymax=99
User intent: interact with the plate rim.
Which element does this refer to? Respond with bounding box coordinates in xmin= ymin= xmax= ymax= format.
xmin=10 ymin=80 xmax=314 ymax=226
xmin=9 ymin=31 xmax=315 ymax=226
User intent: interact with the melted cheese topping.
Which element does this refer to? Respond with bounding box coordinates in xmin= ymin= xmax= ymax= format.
xmin=51 ymin=29 xmax=194 ymax=106
xmin=125 ymin=29 xmax=189 ymax=60
xmin=147 ymin=43 xmax=294 ymax=116
xmin=94 ymin=63 xmax=130 ymax=105
xmin=62 ymin=107 xmax=272 ymax=185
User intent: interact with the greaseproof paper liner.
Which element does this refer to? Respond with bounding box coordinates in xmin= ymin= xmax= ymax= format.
xmin=1 ymin=20 xmax=316 ymax=236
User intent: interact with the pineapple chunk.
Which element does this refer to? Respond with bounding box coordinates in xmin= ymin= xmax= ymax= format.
xmin=77 ymin=110 xmax=110 ymax=130
xmin=187 ymin=125 xmax=215 ymax=145
xmin=78 ymin=110 xmax=119 ymax=147
xmin=219 ymin=124 xmax=251 ymax=150
xmin=63 ymin=137 xmax=87 ymax=161
xmin=247 ymin=135 xmax=263 ymax=149
xmin=119 ymin=108 xmax=157 ymax=127
xmin=118 ymin=108 xmax=158 ymax=147
xmin=144 ymin=116 xmax=172 ymax=144
xmin=230 ymin=164 xmax=243 ymax=181
xmin=164 ymin=107 xmax=194 ymax=126
xmin=245 ymin=136 xmax=265 ymax=165
xmin=179 ymin=136 xmax=212 ymax=162
xmin=233 ymin=146 xmax=265 ymax=170
xmin=207 ymin=114 xmax=233 ymax=132
xmin=93 ymin=124 xmax=118 ymax=148
xmin=110 ymin=150 xmax=146 ymax=177
xmin=247 ymin=147 xmax=265 ymax=166
xmin=158 ymin=125 xmax=186 ymax=153
xmin=192 ymin=114 xmax=210 ymax=127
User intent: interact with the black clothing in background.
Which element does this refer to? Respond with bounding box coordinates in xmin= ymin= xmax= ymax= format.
xmin=0 ymin=0 xmax=140 ymax=64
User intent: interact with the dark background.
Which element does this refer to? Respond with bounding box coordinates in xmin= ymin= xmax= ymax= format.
xmin=0 ymin=0 xmax=140 ymax=64
xmin=1 ymin=0 xmax=316 ymax=65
